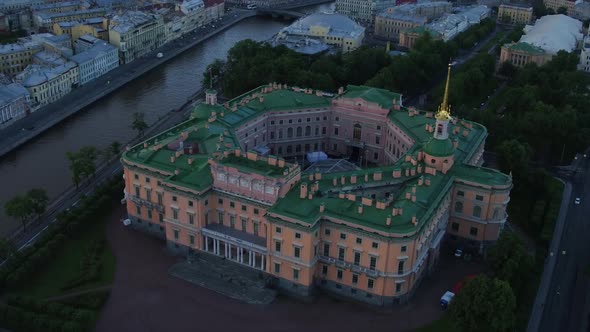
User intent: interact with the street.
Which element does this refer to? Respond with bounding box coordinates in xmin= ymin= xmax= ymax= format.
xmin=531 ymin=148 xmax=590 ymax=332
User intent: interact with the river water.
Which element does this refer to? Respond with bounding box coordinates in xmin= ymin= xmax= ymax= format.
xmin=0 ymin=3 xmax=335 ymax=236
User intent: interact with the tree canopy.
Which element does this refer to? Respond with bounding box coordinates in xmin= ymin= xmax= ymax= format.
xmin=4 ymin=188 xmax=49 ymax=232
xmin=66 ymin=146 xmax=98 ymax=189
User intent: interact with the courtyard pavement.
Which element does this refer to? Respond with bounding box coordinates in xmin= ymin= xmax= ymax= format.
xmin=95 ymin=205 xmax=483 ymax=332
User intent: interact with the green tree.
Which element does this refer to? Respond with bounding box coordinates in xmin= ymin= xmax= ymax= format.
xmin=110 ymin=141 xmax=121 ymax=155
xmin=203 ymin=58 xmax=225 ymax=89
xmin=5 ymin=195 xmax=33 ymax=232
xmin=27 ymin=188 xmax=49 ymax=220
xmin=496 ymin=139 xmax=531 ymax=178
xmin=131 ymin=112 xmax=148 ymax=137
xmin=487 ymin=232 xmax=533 ymax=295
xmin=66 ymin=146 xmax=98 ymax=189
xmin=449 ymin=275 xmax=516 ymax=332
xmin=0 ymin=239 xmax=16 ymax=260
xmin=557 ymin=6 xmax=567 ymax=14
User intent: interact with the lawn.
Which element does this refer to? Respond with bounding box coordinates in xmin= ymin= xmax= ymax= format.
xmin=16 ymin=216 xmax=115 ymax=299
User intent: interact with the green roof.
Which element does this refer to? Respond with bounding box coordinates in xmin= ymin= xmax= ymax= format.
xmin=406 ymin=26 xmax=441 ymax=38
xmin=191 ymin=103 xmax=225 ymax=120
xmin=504 ymin=42 xmax=546 ymax=55
xmin=219 ymin=154 xmax=285 ymax=177
xmin=341 ymin=85 xmax=402 ymax=109
xmin=422 ymin=138 xmax=455 ymax=157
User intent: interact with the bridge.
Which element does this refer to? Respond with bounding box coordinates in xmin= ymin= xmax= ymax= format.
xmin=253 ymin=0 xmax=334 ymax=20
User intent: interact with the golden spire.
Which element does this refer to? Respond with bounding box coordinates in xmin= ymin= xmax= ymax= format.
xmin=436 ymin=62 xmax=453 ymax=121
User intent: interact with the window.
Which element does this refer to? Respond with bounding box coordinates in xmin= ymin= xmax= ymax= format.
xmin=335 ymin=116 xmax=339 ymax=121
xmin=325 ymin=228 xmax=331 ymax=236
xmin=334 ymin=127 xmax=339 ymax=135
xmin=254 ymin=208 xmax=259 ymax=215
xmin=305 ymin=126 xmax=311 ymax=136
xmin=322 ymin=265 xmax=328 ymax=275
xmin=288 ymin=128 xmax=293 ymax=137
xmin=470 ymin=227 xmax=478 ymax=236
xmin=377 ymin=125 xmax=381 ymax=130
xmin=241 ymin=204 xmax=247 ymax=211
xmin=338 ymin=247 xmax=345 ymax=260
xmin=274 ymin=263 xmax=281 ymax=273
xmin=230 ymin=201 xmax=235 ymax=208
xmin=455 ymin=201 xmax=463 ymax=213
xmin=134 ymin=174 xmax=139 ymax=180
xmin=188 ymin=200 xmax=193 ymax=207
xmin=322 ymin=127 xmax=327 ymax=134
xmin=279 ymin=120 xmax=283 ymax=125
xmin=398 ymin=261 xmax=405 ymax=274
xmin=275 ymin=241 xmax=281 ymax=252
xmin=271 ymin=120 xmax=275 ymax=125
xmin=333 ymin=143 xmax=338 ymax=151
xmin=172 ymin=196 xmax=177 ymax=202
xmin=134 ymin=186 xmax=140 ymax=197
xmin=375 ymin=136 xmax=380 ymax=144
xmin=451 ymin=222 xmax=459 ymax=231
xmin=229 ymin=215 xmax=235 ymax=228
xmin=294 ymin=247 xmax=301 ymax=258
xmin=253 ymin=223 xmax=259 ymax=235
xmin=293 ymin=269 xmax=299 ymax=280
xmin=241 ymin=218 xmax=247 ymax=231
xmin=340 ymin=232 xmax=346 ymax=240
xmin=370 ymin=256 xmax=377 ymax=270
xmin=354 ymin=252 xmax=361 ymax=265
xmin=337 ymin=269 xmax=343 ymax=279
xmin=218 ymin=198 xmax=223 ymax=205
xmin=136 ymin=205 xmax=141 ymax=215
xmin=218 ymin=211 xmax=224 ymax=223
xmin=356 ymin=237 xmax=362 ymax=244
xmin=296 ymin=127 xmax=302 ymax=137
xmin=276 ymin=226 xmax=282 ymax=234
xmin=157 ymin=193 xmax=163 ymax=205
xmin=190 ymin=235 xmax=195 ymax=245
xmin=372 ymin=242 xmax=379 ymax=249
xmin=159 ymin=213 xmax=164 ymax=223
xmin=295 ymin=232 xmax=301 ymax=239
xmin=323 ymin=243 xmax=330 ymax=256
xmin=401 ymin=246 xmax=407 ymax=253
xmin=352 ymin=274 xmax=359 ymax=284
xmin=396 ymin=283 xmax=402 ymax=293
xmin=367 ymin=279 xmax=374 ymax=289
xmin=476 ymin=195 xmax=484 ymax=201
xmin=172 ymin=208 xmax=178 ymax=220
xmin=173 ymin=229 xmax=179 ymax=240
xmin=188 ymin=213 xmax=195 ymax=225
xmin=473 ymin=206 xmax=482 ymax=218
xmin=270 ymin=131 xmax=275 ymax=139
xmin=374 ymin=152 xmax=379 ymax=160
xmin=457 ymin=190 xmax=464 ymax=197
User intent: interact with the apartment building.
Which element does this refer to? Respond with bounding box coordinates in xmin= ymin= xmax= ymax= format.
xmin=108 ymin=11 xmax=165 ymax=64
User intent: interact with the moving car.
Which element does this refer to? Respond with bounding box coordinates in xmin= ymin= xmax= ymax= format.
xmin=454 ymin=249 xmax=463 ymax=258
xmin=575 ymin=197 xmax=581 ymax=205
xmin=247 ymin=3 xmax=257 ymax=9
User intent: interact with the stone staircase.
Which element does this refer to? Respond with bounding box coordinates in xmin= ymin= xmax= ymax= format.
xmin=168 ymin=252 xmax=277 ymax=304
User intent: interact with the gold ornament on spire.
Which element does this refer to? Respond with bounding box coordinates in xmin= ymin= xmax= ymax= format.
xmin=436 ymin=63 xmax=453 ymax=121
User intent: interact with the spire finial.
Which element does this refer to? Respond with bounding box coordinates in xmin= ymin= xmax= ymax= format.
xmin=436 ymin=62 xmax=453 ymax=121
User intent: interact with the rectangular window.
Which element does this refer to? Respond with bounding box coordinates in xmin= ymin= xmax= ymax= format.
xmin=276 ymin=226 xmax=282 ymax=234
xmin=218 ymin=198 xmax=223 ymax=205
xmin=189 ymin=235 xmax=195 ymax=245
xmin=147 ymin=209 xmax=152 ymax=219
xmin=352 ymin=274 xmax=359 ymax=284
xmin=355 ymin=237 xmax=362 ymax=244
xmin=241 ymin=204 xmax=247 ymax=211
xmin=241 ymin=218 xmax=247 ymax=231
xmin=230 ymin=201 xmax=235 ymax=208
xmin=338 ymin=247 xmax=345 ymax=260
xmin=135 ymin=186 xmax=140 ymax=196
xmin=274 ymin=263 xmax=281 ymax=274
xmin=136 ymin=205 xmax=141 ymax=215
xmin=188 ymin=213 xmax=194 ymax=225
xmin=452 ymin=222 xmax=459 ymax=231
xmin=322 ymin=265 xmax=328 ymax=275
xmin=293 ymin=269 xmax=299 ymax=280
xmin=398 ymin=261 xmax=405 ymax=274
xmin=322 ymin=127 xmax=327 ymax=134
xmin=157 ymin=193 xmax=163 ymax=205
xmin=295 ymin=232 xmax=301 ymax=239
xmin=333 ymin=143 xmax=337 ymax=151
xmin=325 ymin=228 xmax=331 ymax=236
xmin=173 ymin=229 xmax=179 ymax=240
xmin=159 ymin=213 xmax=164 ymax=223
xmin=340 ymin=232 xmax=346 ymax=240
xmin=172 ymin=208 xmax=178 ymax=220
xmin=172 ymin=196 xmax=177 ymax=202
xmin=354 ymin=252 xmax=361 ymax=265
xmin=145 ymin=189 xmax=152 ymax=202
xmin=372 ymin=242 xmax=379 ymax=249
xmin=254 ymin=208 xmax=259 ymax=215
xmin=334 ymin=127 xmax=339 ymax=135
xmin=134 ymin=174 xmax=139 ymax=180
xmin=470 ymin=227 xmax=478 ymax=236
xmin=323 ymin=243 xmax=330 ymax=256
xmin=370 ymin=256 xmax=377 ymax=270
xmin=457 ymin=190 xmax=464 ymax=197
xmin=401 ymin=245 xmax=407 ymax=253
xmin=229 ymin=215 xmax=235 ymax=228
xmin=253 ymin=223 xmax=259 ymax=235
xmin=476 ymin=195 xmax=484 ymax=201
xmin=337 ymin=269 xmax=343 ymax=279
xmin=275 ymin=241 xmax=281 ymax=252
xmin=374 ymin=152 xmax=379 ymax=160
xmin=294 ymin=247 xmax=301 ymax=258
xmin=396 ymin=283 xmax=402 ymax=293
xmin=218 ymin=211 xmax=224 ymax=223
xmin=375 ymin=136 xmax=380 ymax=144
xmin=188 ymin=200 xmax=193 ymax=207
xmin=367 ymin=279 xmax=374 ymax=289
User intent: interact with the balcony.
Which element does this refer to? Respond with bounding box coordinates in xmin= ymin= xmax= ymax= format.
xmin=129 ymin=195 xmax=164 ymax=213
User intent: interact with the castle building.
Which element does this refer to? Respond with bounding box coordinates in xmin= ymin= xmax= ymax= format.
xmin=121 ymin=66 xmax=512 ymax=305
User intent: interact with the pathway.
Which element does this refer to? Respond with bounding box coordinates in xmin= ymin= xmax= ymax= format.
xmin=44 ymin=285 xmax=113 ymax=302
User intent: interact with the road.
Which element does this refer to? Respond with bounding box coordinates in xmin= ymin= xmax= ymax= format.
xmin=530 ymin=147 xmax=590 ymax=332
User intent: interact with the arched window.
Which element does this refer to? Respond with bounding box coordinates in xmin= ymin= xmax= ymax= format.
xmin=287 ymin=128 xmax=293 ymax=138
xmin=353 ymin=123 xmax=362 ymax=140
xmin=305 ymin=126 xmax=311 ymax=136
xmin=473 ymin=206 xmax=482 ymax=218
xmin=296 ymin=127 xmax=302 ymax=137
xmin=455 ymin=201 xmax=463 ymax=213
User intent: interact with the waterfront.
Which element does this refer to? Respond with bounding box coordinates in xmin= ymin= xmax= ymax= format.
xmin=0 ymin=16 xmax=290 ymax=236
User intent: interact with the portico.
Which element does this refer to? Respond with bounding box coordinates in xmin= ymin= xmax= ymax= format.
xmin=202 ymin=224 xmax=267 ymax=271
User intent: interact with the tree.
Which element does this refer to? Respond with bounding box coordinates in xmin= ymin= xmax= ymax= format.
xmin=449 ymin=275 xmax=516 ymax=332
xmin=5 ymin=195 xmax=32 ymax=232
xmin=203 ymin=58 xmax=225 ymax=89
xmin=0 ymin=239 xmax=16 ymax=260
xmin=131 ymin=112 xmax=148 ymax=137
xmin=110 ymin=141 xmax=121 ymax=155
xmin=487 ymin=232 xmax=534 ymax=295
xmin=496 ymin=139 xmax=531 ymax=178
xmin=102 ymin=141 xmax=122 ymax=162
xmin=557 ymin=6 xmax=567 ymax=14
xmin=27 ymin=188 xmax=48 ymax=220
xmin=66 ymin=146 xmax=98 ymax=189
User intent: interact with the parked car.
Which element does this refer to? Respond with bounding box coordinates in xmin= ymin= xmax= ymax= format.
xmin=454 ymin=249 xmax=463 ymax=258
xmin=575 ymin=197 xmax=581 ymax=205
xmin=440 ymin=291 xmax=455 ymax=309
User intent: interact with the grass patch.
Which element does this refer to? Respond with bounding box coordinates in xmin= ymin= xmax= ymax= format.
xmin=16 ymin=217 xmax=115 ymax=299
xmin=415 ymin=316 xmax=455 ymax=332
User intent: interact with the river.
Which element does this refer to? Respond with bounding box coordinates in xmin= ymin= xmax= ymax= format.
xmin=0 ymin=3 xmax=335 ymax=236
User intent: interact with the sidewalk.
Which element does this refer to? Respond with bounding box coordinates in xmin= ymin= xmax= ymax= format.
xmin=527 ymin=179 xmax=572 ymax=332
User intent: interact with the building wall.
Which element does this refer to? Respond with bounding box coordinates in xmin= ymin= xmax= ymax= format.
xmin=578 ymin=37 xmax=590 ymax=72
xmin=543 ymin=0 xmax=576 ymax=13
xmin=109 ymin=17 xmax=165 ymax=64
xmin=497 ymin=5 xmax=533 ymax=25
xmin=336 ymin=0 xmax=396 ymax=24
xmin=0 ymin=93 xmax=29 ymax=128
xmin=0 ymin=44 xmax=42 ymax=76
xmin=499 ymin=45 xmax=552 ymax=67
xmin=23 ymin=65 xmax=79 ymax=107
xmin=374 ymin=15 xmax=425 ymax=41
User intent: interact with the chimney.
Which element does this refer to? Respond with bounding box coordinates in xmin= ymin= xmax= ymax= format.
xmin=392 ymin=208 xmax=398 ymax=216
xmin=425 ymin=178 xmax=431 ymax=186
xmin=362 ymin=197 xmax=372 ymax=206
xmin=247 ymin=151 xmax=257 ymax=161
xmin=315 ymin=172 xmax=322 ymax=180
xmin=405 ymin=192 xmax=411 ymax=199
xmin=386 ymin=215 xmax=391 ymax=226
xmin=308 ymin=193 xmax=313 ymax=200
xmin=412 ymin=186 xmax=416 ymax=194
xmin=338 ymin=86 xmax=344 ymax=94
xmin=347 ymin=193 xmax=356 ymax=201
xmin=453 ymin=139 xmax=459 ymax=149
xmin=170 ymin=156 xmax=176 ymax=163
xmin=411 ymin=195 xmax=416 ymax=202
xmin=259 ymin=96 xmax=264 ymax=103
xmin=235 ymin=149 xmax=241 ymax=157
xmin=188 ymin=158 xmax=193 ymax=165
xmin=339 ymin=191 xmax=345 ymax=199
xmin=206 ymin=89 xmax=217 ymax=105
xmin=364 ymin=174 xmax=369 ymax=182
xmin=418 ymin=177 xmax=424 ymax=186
xmin=373 ymin=172 xmax=382 ymax=181
xmin=278 ymin=159 xmax=285 ymax=168
xmin=357 ymin=204 xmax=363 ymax=214
xmin=309 ymin=174 xmax=314 ymax=181
xmin=333 ymin=178 xmax=338 ymax=186
xmin=299 ymin=183 xmax=308 ymax=199
xmin=341 ymin=175 xmax=346 ymax=185
xmin=144 ymin=142 xmax=148 ymax=148
xmin=412 ymin=216 xmax=418 ymax=226
xmin=320 ymin=202 xmax=325 ymax=213
xmin=313 ymin=181 xmax=319 ymax=192
xmin=174 ymin=169 xmax=180 ymax=175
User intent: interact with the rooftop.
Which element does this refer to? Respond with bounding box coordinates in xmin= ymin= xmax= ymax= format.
xmin=110 ymin=11 xmax=161 ymax=33
xmin=70 ymin=42 xmax=116 ymax=63
xmin=519 ymin=14 xmax=583 ymax=54
xmin=282 ymin=13 xmax=365 ymax=39
xmin=16 ymin=62 xmax=77 ymax=87
xmin=35 ymin=8 xmax=105 ymax=20
xmin=341 ymin=85 xmax=402 ymax=109
xmin=0 ymin=83 xmax=29 ymax=106
xmin=503 ymin=41 xmax=546 ymax=55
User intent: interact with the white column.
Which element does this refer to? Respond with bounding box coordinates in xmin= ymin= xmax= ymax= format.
xmin=228 ymin=243 xmax=232 ymax=259
xmin=205 ymin=236 xmax=209 ymax=252
xmin=216 ymin=239 xmax=220 ymax=255
xmin=224 ymin=242 xmax=228 ymax=257
xmin=239 ymin=248 xmax=243 ymax=263
xmin=261 ymin=255 xmax=265 ymax=270
xmin=249 ymin=251 xmax=253 ymax=266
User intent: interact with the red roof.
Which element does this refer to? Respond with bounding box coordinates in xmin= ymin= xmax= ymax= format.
xmin=203 ymin=0 xmax=224 ymax=7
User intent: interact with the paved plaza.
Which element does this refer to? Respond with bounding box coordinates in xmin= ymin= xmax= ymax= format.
xmin=96 ymin=205 xmax=484 ymax=332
